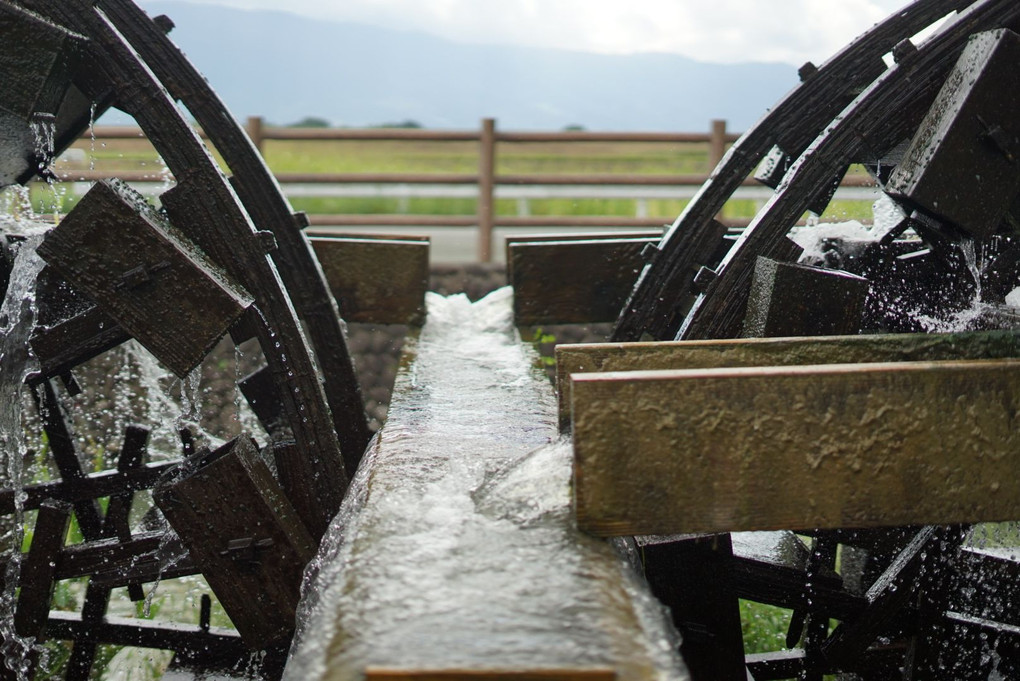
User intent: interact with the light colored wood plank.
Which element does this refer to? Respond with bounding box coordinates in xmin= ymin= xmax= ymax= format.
xmin=556 ymin=331 xmax=1020 ymax=430
xmin=572 ymin=359 xmax=1020 ymax=537
xmin=365 ymin=668 xmax=617 ymax=681
xmin=311 ymin=236 xmax=429 ymax=325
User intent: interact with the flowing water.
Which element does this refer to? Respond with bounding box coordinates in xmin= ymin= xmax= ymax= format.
xmin=286 ymin=288 xmax=684 ymax=680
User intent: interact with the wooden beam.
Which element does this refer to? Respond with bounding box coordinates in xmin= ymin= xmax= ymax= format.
xmin=15 ymin=500 xmax=71 ymax=638
xmin=154 ymin=436 xmax=315 ymax=648
xmin=556 ymin=330 xmax=1020 ymax=430
xmin=310 ymin=235 xmax=429 ymax=325
xmin=886 ymin=29 xmax=1020 ymax=239
xmin=364 ymin=670 xmax=617 ymax=681
xmin=572 ymin=359 xmax=1020 ymax=536
xmin=36 ymin=179 xmax=253 ymax=378
xmin=742 ymin=258 xmax=869 ymax=338
xmin=508 ymin=237 xmax=653 ymax=326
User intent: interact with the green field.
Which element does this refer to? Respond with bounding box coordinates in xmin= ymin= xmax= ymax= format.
xmin=40 ymin=133 xmax=877 ymax=227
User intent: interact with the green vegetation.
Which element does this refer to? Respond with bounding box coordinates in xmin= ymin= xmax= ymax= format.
xmin=47 ymin=132 xmax=878 ymax=228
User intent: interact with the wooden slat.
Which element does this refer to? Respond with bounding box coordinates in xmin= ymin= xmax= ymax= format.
xmin=572 ymin=359 xmax=1020 ymax=537
xmin=154 ymin=435 xmax=315 ymax=648
xmin=886 ymin=29 xmax=1020 ymax=239
xmin=555 ymin=330 xmax=1020 ymax=430
xmin=15 ymin=500 xmax=71 ymax=638
xmin=364 ymin=670 xmax=617 ymax=681
xmin=310 ymin=236 xmax=429 ymax=325
xmin=36 ymin=179 xmax=253 ymax=378
xmin=508 ymin=238 xmax=652 ymax=325
xmin=0 ymin=461 xmax=177 ymax=516
xmin=742 ymin=258 xmax=870 ymax=338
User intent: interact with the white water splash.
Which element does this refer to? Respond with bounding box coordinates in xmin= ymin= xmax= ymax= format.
xmin=0 ymin=189 xmax=50 ymax=679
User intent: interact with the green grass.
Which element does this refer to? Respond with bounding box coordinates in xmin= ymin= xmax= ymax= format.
xmin=44 ymin=133 xmax=878 ymax=231
xmin=741 ymin=599 xmax=791 ymax=654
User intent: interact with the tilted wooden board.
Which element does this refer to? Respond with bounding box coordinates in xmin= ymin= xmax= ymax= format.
xmin=572 ymin=359 xmax=1020 ymax=537
xmin=556 ymin=330 xmax=1020 ymax=430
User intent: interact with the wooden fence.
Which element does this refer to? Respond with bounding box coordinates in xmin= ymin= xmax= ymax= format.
xmin=54 ymin=117 xmax=877 ymax=262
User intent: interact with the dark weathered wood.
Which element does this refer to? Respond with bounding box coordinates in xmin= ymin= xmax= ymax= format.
xmin=613 ymin=0 xmax=977 ymax=341
xmin=742 ymin=258 xmax=870 ymax=338
xmin=32 ymin=381 xmax=103 ymax=540
xmin=0 ymin=2 xmax=83 ymax=185
xmin=887 ymin=29 xmax=1020 ymax=238
xmin=311 ymin=236 xmax=429 ymax=325
xmin=154 ymin=436 xmax=315 ymax=648
xmin=45 ymin=611 xmax=245 ymax=657
xmin=572 ymin=360 xmax=1020 ymax=537
xmin=639 ymin=535 xmax=746 ymax=681
xmin=951 ymin=545 xmax=1020 ymax=626
xmin=37 ymin=179 xmax=254 ymax=378
xmin=677 ymin=0 xmax=1020 ymax=341
xmin=822 ymin=526 xmax=953 ymax=669
xmin=56 ymin=534 xmax=199 ymax=587
xmin=271 ymin=439 xmax=328 ymax=542
xmin=509 ymin=237 xmax=654 ymax=326
xmin=0 ymin=461 xmax=176 ymax=515
xmin=744 ymin=650 xmax=806 ymax=680
xmin=555 ymin=329 xmax=1020 ymax=430
xmin=901 ymin=526 xmax=969 ymax=679
xmin=29 ymin=305 xmax=130 ymax=382
xmin=95 ymin=0 xmax=372 ymax=464
xmin=15 ymin=500 xmax=71 ymax=638
xmin=799 ymin=535 xmax=839 ymax=680
xmin=729 ymin=547 xmax=862 ymax=622
xmin=238 ymin=365 xmax=285 ymax=435
xmin=20 ymin=0 xmax=354 ymax=533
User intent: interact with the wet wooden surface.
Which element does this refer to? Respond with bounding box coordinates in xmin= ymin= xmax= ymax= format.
xmin=37 ymin=179 xmax=253 ymax=378
xmin=508 ymin=236 xmax=656 ymax=326
xmin=364 ymin=670 xmax=618 ymax=680
xmin=556 ymin=330 xmax=1020 ymax=430
xmin=742 ymin=258 xmax=869 ymax=338
xmin=887 ymin=29 xmax=1020 ymax=238
xmin=154 ymin=436 xmax=315 ymax=648
xmin=311 ymin=235 xmax=429 ymax=325
xmin=572 ymin=359 xmax=1020 ymax=536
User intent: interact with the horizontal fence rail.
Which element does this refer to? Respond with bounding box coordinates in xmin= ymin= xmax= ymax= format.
xmin=49 ymin=116 xmax=879 ymax=262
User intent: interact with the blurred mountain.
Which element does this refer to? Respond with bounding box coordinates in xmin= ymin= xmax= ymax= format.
xmin=134 ymin=1 xmax=797 ymax=131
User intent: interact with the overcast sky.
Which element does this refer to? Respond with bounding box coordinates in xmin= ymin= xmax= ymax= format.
xmin=145 ymin=0 xmax=925 ymax=65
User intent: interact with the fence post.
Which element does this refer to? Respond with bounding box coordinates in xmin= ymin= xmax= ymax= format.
xmin=477 ymin=117 xmax=496 ymax=263
xmin=246 ymin=115 xmax=265 ymax=153
xmin=709 ymin=119 xmax=727 ymax=170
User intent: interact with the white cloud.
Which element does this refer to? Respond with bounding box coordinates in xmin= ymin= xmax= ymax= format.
xmin=146 ymin=0 xmax=941 ymax=65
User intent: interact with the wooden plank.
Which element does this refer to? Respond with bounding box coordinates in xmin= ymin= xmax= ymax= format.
xmin=572 ymin=359 xmax=1020 ymax=537
xmin=639 ymin=535 xmax=746 ymax=681
xmin=45 ymin=611 xmax=244 ymax=656
xmin=15 ymin=500 xmax=71 ymax=638
xmin=887 ymin=29 xmax=1020 ymax=239
xmin=0 ymin=461 xmax=177 ymax=516
xmin=555 ymin=329 xmax=1020 ymax=430
xmin=509 ymin=238 xmax=652 ymax=326
xmin=36 ymin=179 xmax=254 ymax=378
xmin=154 ymin=435 xmax=315 ymax=648
xmin=742 ymin=258 xmax=869 ymax=338
xmin=364 ymin=670 xmax=617 ymax=681
xmin=29 ymin=305 xmax=131 ymax=382
xmin=310 ymin=236 xmax=429 ymax=325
